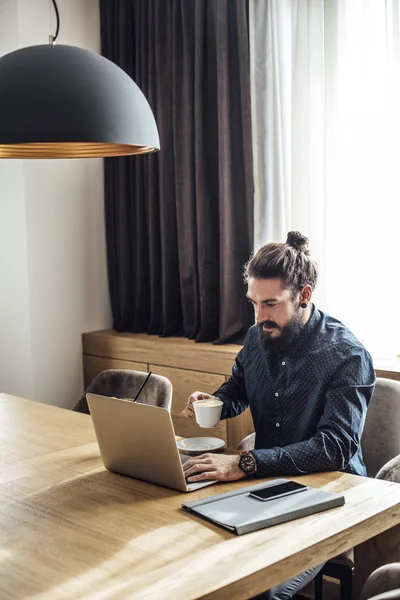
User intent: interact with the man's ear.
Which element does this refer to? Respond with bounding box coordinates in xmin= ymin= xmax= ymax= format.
xmin=300 ymin=285 xmax=312 ymax=305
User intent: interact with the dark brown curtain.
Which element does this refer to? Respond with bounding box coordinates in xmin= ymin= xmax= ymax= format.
xmin=100 ymin=0 xmax=254 ymax=343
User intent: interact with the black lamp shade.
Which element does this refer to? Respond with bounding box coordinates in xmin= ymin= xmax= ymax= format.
xmin=0 ymin=44 xmax=160 ymax=158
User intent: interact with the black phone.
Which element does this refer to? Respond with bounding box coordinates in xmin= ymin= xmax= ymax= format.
xmin=249 ymin=481 xmax=308 ymax=502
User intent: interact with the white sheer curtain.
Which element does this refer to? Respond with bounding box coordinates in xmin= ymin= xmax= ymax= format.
xmin=250 ymin=0 xmax=400 ymax=359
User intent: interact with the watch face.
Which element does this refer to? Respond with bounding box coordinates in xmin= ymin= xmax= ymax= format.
xmin=239 ymin=453 xmax=255 ymax=474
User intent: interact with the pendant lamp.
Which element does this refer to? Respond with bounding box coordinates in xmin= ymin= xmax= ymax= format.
xmin=0 ymin=0 xmax=160 ymax=159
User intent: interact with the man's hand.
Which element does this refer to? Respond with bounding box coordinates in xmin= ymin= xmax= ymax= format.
xmin=182 ymin=453 xmax=246 ymax=482
xmin=181 ymin=391 xmax=214 ymax=419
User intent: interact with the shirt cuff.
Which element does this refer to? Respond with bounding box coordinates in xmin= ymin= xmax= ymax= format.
xmin=252 ymin=448 xmax=282 ymax=477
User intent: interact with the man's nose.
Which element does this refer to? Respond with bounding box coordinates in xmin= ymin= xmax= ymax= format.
xmin=255 ymin=304 xmax=269 ymax=324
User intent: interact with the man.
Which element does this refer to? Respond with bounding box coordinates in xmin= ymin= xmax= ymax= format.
xmin=182 ymin=231 xmax=376 ymax=600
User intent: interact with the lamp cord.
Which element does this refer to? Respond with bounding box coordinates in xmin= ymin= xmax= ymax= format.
xmin=51 ymin=0 xmax=60 ymax=43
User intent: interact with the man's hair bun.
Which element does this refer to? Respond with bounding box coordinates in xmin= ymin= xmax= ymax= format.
xmin=286 ymin=231 xmax=310 ymax=255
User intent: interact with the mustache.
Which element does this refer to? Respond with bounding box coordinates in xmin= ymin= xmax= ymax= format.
xmin=258 ymin=320 xmax=281 ymax=330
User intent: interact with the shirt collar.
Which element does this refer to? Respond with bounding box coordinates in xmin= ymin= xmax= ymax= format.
xmin=296 ymin=303 xmax=320 ymax=344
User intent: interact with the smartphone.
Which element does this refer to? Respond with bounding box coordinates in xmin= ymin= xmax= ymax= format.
xmin=249 ymin=481 xmax=308 ymax=502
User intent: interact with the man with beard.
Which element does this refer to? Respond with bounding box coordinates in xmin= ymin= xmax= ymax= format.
xmin=182 ymin=231 xmax=375 ymax=600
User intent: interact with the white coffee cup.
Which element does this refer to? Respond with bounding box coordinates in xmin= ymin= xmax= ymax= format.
xmin=193 ymin=398 xmax=223 ymax=428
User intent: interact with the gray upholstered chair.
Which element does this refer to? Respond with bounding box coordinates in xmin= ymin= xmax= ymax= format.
xmin=376 ymin=454 xmax=400 ymax=483
xmin=237 ymin=378 xmax=400 ymax=600
xmin=360 ymin=563 xmax=400 ymax=600
xmin=361 ymin=379 xmax=400 ymax=477
xmin=74 ymin=369 xmax=173 ymax=414
xmin=237 ymin=431 xmax=255 ymax=452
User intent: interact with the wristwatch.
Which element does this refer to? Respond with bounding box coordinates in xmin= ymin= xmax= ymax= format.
xmin=238 ymin=451 xmax=257 ymax=476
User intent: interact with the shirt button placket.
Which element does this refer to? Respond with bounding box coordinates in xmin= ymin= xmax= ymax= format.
xmin=274 ymin=391 xmax=281 ymax=437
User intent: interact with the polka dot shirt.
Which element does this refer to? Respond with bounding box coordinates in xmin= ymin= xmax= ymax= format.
xmin=215 ymin=306 xmax=376 ymax=478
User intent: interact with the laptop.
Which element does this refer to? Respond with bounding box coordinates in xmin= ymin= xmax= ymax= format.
xmin=86 ymin=393 xmax=218 ymax=493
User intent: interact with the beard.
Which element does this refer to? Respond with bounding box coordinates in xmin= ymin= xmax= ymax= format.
xmin=257 ymin=306 xmax=304 ymax=353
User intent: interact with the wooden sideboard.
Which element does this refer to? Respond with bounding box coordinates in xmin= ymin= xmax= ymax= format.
xmin=82 ymin=330 xmax=400 ymax=448
xmin=82 ymin=330 xmax=254 ymax=449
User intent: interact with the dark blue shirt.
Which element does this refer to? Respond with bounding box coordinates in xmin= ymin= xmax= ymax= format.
xmin=215 ymin=306 xmax=376 ymax=477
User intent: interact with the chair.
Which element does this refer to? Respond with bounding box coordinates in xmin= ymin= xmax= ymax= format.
xmin=237 ymin=378 xmax=400 ymax=600
xmin=360 ymin=563 xmax=400 ymax=600
xmin=375 ymin=453 xmax=400 ymax=483
xmin=237 ymin=431 xmax=255 ymax=452
xmin=74 ymin=369 xmax=173 ymax=414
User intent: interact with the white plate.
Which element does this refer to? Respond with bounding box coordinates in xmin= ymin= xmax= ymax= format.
xmin=177 ymin=437 xmax=225 ymax=454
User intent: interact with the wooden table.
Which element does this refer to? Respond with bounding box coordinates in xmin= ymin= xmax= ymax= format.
xmin=1 ymin=394 xmax=400 ymax=600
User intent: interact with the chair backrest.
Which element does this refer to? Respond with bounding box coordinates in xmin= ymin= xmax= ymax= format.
xmin=360 ymin=563 xmax=400 ymax=600
xmin=237 ymin=432 xmax=255 ymax=452
xmin=361 ymin=378 xmax=400 ymax=477
xmin=74 ymin=369 xmax=173 ymax=415
xmin=375 ymin=454 xmax=400 ymax=483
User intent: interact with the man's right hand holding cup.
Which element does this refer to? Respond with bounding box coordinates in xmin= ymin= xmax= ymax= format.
xmin=182 ymin=392 xmax=223 ymax=428
xmin=182 ymin=391 xmax=214 ymax=419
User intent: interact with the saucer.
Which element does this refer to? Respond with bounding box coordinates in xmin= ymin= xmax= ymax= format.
xmin=177 ymin=437 xmax=225 ymax=454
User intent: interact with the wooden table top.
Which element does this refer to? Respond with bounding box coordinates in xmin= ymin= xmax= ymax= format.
xmin=1 ymin=393 xmax=400 ymax=600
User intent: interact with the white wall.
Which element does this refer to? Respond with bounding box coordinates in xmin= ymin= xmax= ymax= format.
xmin=0 ymin=0 xmax=112 ymax=407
